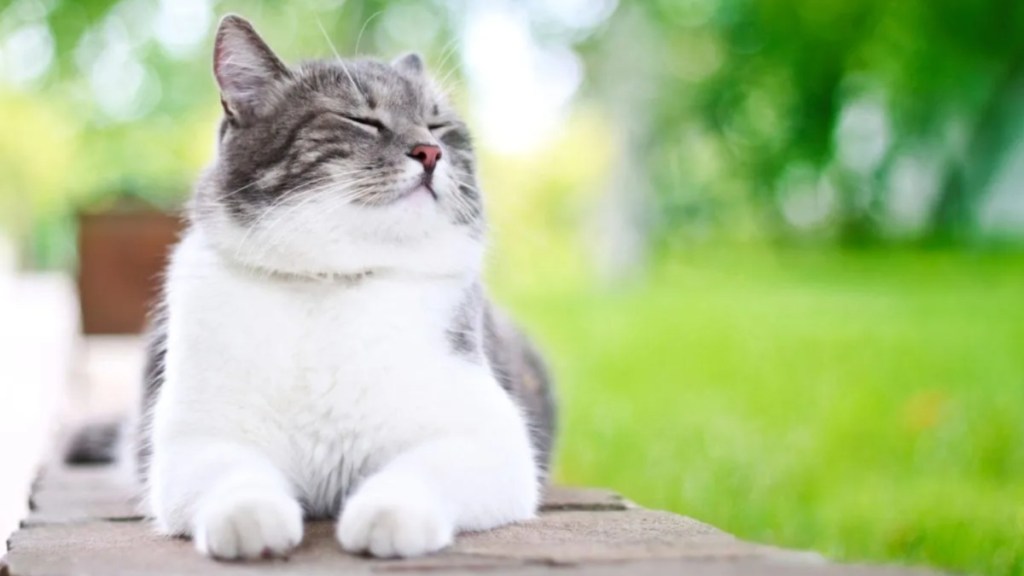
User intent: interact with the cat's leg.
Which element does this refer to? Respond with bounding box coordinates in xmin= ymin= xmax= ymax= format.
xmin=149 ymin=440 xmax=304 ymax=560
xmin=336 ymin=392 xmax=537 ymax=558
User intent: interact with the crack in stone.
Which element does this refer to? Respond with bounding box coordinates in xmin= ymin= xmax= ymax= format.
xmin=540 ymin=503 xmax=629 ymax=512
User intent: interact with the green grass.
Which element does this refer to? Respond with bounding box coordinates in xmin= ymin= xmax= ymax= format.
xmin=499 ymin=249 xmax=1024 ymax=576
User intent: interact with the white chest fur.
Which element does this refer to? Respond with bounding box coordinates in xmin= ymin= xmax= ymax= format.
xmin=148 ymin=231 xmax=537 ymax=537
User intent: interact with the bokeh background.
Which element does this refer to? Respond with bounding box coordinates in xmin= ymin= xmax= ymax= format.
xmin=1 ymin=0 xmax=1023 ymax=574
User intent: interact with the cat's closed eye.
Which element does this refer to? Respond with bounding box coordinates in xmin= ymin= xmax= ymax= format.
xmin=337 ymin=114 xmax=386 ymax=133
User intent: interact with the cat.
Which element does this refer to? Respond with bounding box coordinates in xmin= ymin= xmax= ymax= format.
xmin=67 ymin=13 xmax=556 ymax=561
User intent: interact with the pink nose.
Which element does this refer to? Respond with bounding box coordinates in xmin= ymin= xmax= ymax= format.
xmin=409 ymin=144 xmax=442 ymax=172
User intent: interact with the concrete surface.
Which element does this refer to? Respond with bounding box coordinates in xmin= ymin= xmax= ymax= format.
xmin=1 ymin=466 xmax=938 ymax=576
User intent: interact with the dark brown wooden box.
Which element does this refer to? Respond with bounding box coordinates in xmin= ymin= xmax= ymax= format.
xmin=77 ymin=209 xmax=183 ymax=334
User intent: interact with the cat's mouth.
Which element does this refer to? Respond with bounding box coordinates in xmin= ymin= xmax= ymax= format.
xmin=403 ymin=175 xmax=438 ymax=201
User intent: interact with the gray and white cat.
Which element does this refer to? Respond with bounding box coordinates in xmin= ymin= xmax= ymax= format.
xmin=76 ymin=14 xmax=557 ymax=561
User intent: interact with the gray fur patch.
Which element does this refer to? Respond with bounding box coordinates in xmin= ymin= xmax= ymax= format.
xmin=64 ymin=421 xmax=121 ymax=465
xmin=447 ymin=283 xmax=484 ymax=359
xmin=446 ymin=288 xmax=558 ymax=474
xmin=482 ymin=304 xmax=558 ymax=477
xmin=137 ymin=300 xmax=168 ymax=481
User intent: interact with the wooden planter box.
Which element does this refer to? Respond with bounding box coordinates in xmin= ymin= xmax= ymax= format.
xmin=77 ymin=209 xmax=184 ymax=334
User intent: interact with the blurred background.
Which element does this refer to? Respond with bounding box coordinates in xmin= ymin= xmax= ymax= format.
xmin=0 ymin=0 xmax=1022 ymax=574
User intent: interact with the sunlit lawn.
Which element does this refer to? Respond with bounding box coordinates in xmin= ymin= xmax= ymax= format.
xmin=500 ymin=249 xmax=1024 ymax=576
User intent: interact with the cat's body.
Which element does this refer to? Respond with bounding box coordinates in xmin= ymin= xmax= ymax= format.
xmin=68 ymin=14 xmax=556 ymax=561
xmin=149 ymin=229 xmax=548 ymax=558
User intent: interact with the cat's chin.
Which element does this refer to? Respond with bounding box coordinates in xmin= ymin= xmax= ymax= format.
xmin=200 ymin=217 xmax=484 ymax=282
xmin=194 ymin=188 xmax=482 ymax=281
xmin=375 ymin=185 xmax=441 ymax=214
xmin=403 ymin=184 xmax=438 ymax=202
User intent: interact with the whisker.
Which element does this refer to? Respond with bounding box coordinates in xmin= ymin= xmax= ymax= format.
xmin=444 ymin=177 xmax=485 ymax=223
xmin=218 ymin=179 xmax=261 ymax=201
xmin=433 ymin=35 xmax=461 ymax=80
xmin=354 ymin=10 xmax=384 ymax=55
xmin=316 ymin=17 xmax=343 ymax=61
xmin=434 ymin=54 xmax=463 ymax=98
xmin=316 ymin=17 xmax=364 ymax=101
xmin=230 ymin=177 xmax=342 ymax=262
xmin=251 ymin=176 xmax=381 ymax=260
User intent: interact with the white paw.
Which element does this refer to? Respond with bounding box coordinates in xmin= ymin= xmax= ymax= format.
xmin=337 ymin=483 xmax=453 ymax=558
xmin=193 ymin=490 xmax=303 ymax=561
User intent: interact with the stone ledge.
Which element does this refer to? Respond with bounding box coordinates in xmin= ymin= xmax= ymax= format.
xmin=2 ymin=466 xmax=938 ymax=576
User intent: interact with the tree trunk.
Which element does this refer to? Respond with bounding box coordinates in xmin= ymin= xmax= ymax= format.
xmin=928 ymin=42 xmax=1024 ymax=243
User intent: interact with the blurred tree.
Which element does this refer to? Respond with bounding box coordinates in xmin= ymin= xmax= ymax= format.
xmin=579 ymin=0 xmax=1024 ymax=247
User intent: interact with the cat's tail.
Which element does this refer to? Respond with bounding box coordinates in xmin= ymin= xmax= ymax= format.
xmin=64 ymin=420 xmax=123 ymax=465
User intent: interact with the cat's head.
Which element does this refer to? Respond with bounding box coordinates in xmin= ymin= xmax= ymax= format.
xmin=193 ymin=14 xmax=484 ymax=278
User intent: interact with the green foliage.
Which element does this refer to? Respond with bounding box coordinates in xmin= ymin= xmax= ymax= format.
xmin=583 ymin=0 xmax=1024 ymax=244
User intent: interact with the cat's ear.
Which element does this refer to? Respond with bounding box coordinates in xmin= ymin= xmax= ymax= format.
xmin=213 ymin=14 xmax=291 ymax=121
xmin=392 ymin=52 xmax=425 ymax=76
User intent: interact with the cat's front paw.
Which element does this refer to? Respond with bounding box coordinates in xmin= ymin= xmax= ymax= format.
xmin=337 ymin=483 xmax=453 ymax=558
xmin=193 ymin=490 xmax=303 ymax=561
